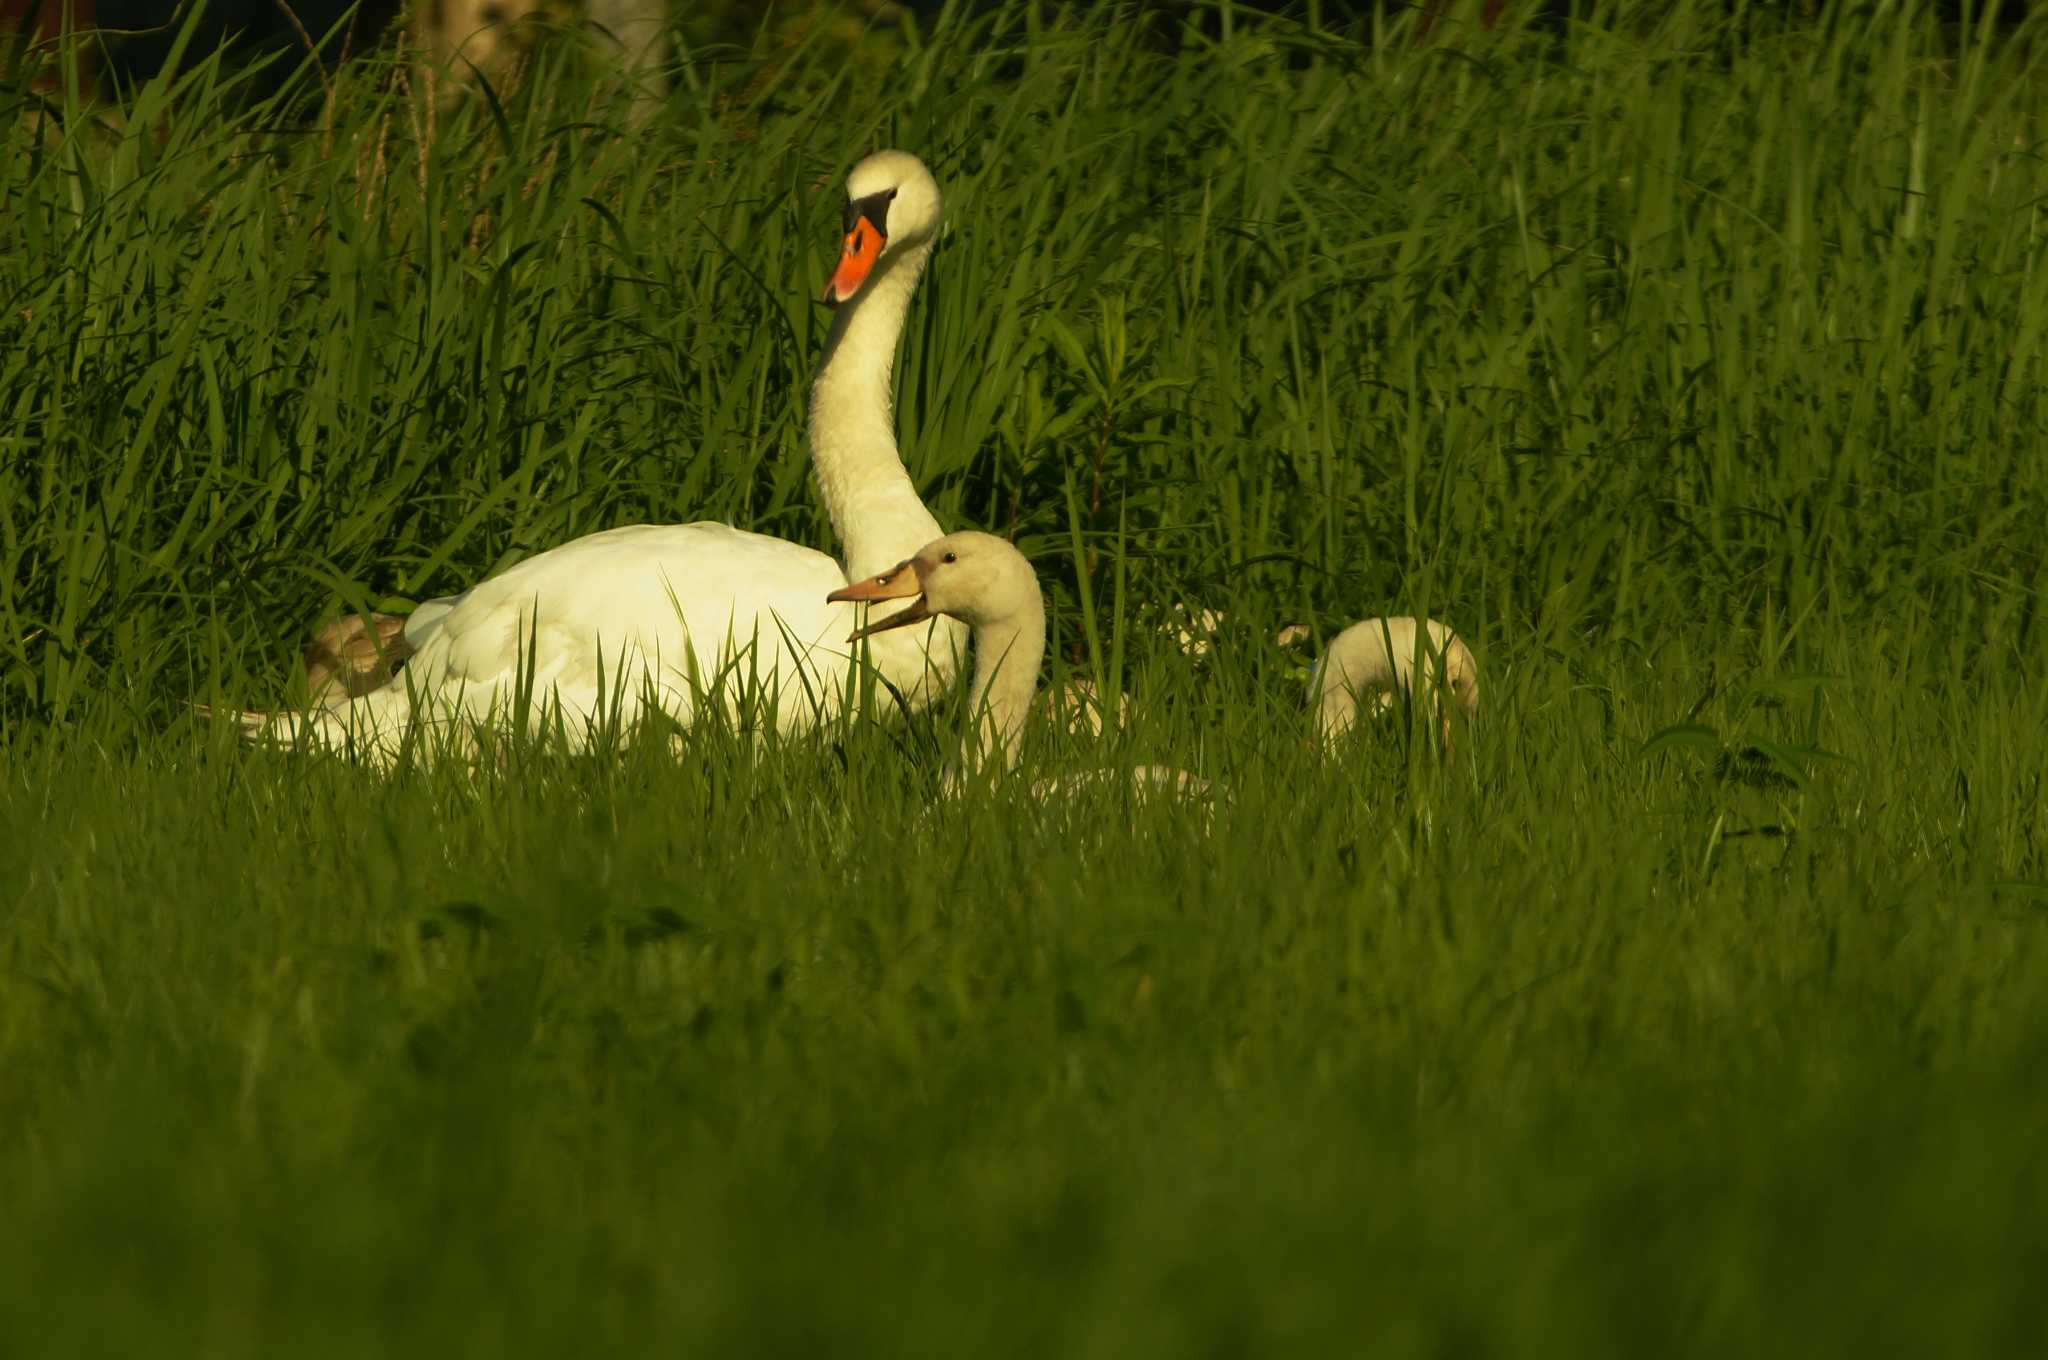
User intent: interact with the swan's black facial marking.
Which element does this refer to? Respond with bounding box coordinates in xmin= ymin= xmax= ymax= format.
xmin=842 ymin=188 xmax=897 ymax=239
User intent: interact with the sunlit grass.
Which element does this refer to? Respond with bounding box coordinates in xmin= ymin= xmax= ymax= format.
xmin=2 ymin=0 xmax=2046 ymax=1351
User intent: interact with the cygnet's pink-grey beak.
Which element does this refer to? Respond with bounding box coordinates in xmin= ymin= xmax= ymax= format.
xmin=827 ymin=558 xmax=931 ymax=641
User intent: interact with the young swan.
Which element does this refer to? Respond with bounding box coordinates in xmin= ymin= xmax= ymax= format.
xmin=1042 ymin=676 xmax=1123 ymax=737
xmin=828 ymin=531 xmax=1207 ymax=797
xmin=1310 ymin=617 xmax=1480 ymax=751
xmin=303 ymin=612 xmax=413 ymax=710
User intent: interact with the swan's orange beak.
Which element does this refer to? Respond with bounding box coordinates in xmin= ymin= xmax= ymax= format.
xmin=828 ymin=559 xmax=930 ymax=640
xmin=823 ymin=217 xmax=886 ymax=306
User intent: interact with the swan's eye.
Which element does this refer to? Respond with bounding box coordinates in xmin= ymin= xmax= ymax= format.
xmin=942 ymin=551 xmax=957 ymax=564
xmin=852 ymin=191 xmax=894 ymax=238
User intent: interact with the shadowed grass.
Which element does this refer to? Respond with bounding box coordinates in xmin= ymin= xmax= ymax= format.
xmin=4 ymin=617 xmax=2046 ymax=1351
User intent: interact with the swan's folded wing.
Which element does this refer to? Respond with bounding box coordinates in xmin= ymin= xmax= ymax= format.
xmin=397 ymin=522 xmax=854 ymax=718
xmin=402 ymin=594 xmax=465 ymax=650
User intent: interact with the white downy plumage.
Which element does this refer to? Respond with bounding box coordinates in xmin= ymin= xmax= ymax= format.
xmin=234 ymin=151 xmax=967 ymax=764
xmin=1308 ymin=616 xmax=1480 ymax=748
xmin=830 ymin=532 xmax=1209 ymax=801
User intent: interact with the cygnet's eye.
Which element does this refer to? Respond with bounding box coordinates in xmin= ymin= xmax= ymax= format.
xmin=942 ymin=551 xmax=958 ymax=564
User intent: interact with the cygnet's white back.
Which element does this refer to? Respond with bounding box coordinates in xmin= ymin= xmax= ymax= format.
xmin=1311 ymin=616 xmax=1479 ymax=742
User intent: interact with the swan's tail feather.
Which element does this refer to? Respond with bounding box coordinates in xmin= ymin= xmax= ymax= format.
xmin=186 ymin=700 xmax=281 ymax=741
xmin=190 ymin=700 xmax=349 ymax=746
xmin=189 ymin=690 xmax=415 ymax=767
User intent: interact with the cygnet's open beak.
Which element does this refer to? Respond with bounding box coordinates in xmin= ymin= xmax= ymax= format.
xmin=827 ymin=559 xmax=930 ymax=641
xmin=822 ymin=192 xmax=892 ymax=306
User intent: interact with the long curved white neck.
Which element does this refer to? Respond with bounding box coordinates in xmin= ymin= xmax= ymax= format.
xmin=960 ymin=590 xmax=1047 ymax=774
xmin=809 ymin=236 xmax=944 ymax=581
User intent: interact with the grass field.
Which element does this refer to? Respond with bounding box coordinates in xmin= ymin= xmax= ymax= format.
xmin=4 ymin=0 xmax=2048 ymax=1352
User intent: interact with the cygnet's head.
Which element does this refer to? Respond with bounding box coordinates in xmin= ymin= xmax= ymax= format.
xmin=821 ymin=149 xmax=944 ymax=306
xmin=1442 ymin=635 xmax=1480 ymax=716
xmin=827 ymin=531 xmax=1037 ymax=638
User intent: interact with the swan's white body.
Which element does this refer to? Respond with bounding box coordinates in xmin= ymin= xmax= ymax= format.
xmin=1309 ymin=616 xmax=1479 ymax=745
xmin=242 ymin=151 xmax=965 ymax=763
xmin=310 ymin=525 xmax=881 ymax=759
xmin=830 ymin=532 xmax=1210 ymax=800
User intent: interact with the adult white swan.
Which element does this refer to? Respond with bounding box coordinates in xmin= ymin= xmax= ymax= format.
xmin=232 ymin=150 xmax=966 ymax=763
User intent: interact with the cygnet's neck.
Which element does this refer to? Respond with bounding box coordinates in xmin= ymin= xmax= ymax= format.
xmin=808 ymin=236 xmax=943 ymax=581
xmin=959 ymin=588 xmax=1048 ymax=774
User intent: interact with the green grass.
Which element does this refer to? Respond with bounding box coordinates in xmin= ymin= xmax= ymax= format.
xmin=4 ymin=0 xmax=2048 ymax=1351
